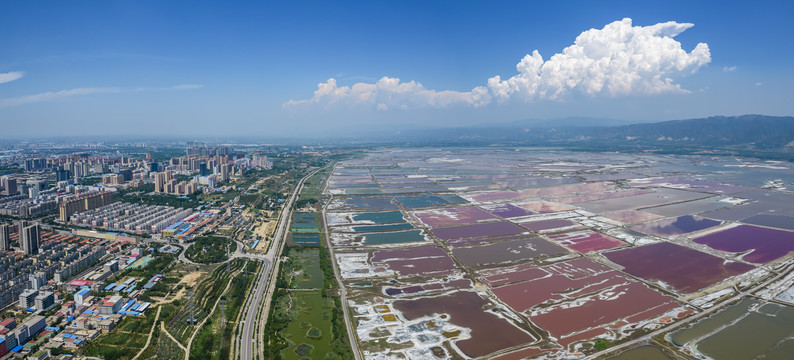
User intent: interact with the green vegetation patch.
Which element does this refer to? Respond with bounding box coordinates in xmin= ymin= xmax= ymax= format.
xmin=185 ymin=236 xmax=231 ymax=264
xmin=83 ymin=314 xmax=155 ymax=360
xmin=281 ymin=291 xmax=336 ymax=360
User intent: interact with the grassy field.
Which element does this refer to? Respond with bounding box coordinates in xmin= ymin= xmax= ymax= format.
xmin=281 ymin=291 xmax=340 ymax=360
xmin=296 ymin=165 xmax=333 ymax=207
xmin=83 ymin=314 xmax=155 ymax=360
xmin=285 ymin=249 xmax=324 ymax=289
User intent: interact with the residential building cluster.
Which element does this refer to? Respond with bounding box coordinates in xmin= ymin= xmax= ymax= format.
xmin=0 ymin=182 xmax=116 ymax=219
xmin=153 ymin=169 xmax=199 ymax=195
xmin=69 ymin=202 xmax=193 ymax=234
xmin=252 ymin=154 xmax=272 ymax=169
xmin=0 ymin=227 xmax=108 ymax=309
xmin=0 ymin=315 xmax=46 ymax=356
xmin=58 ymin=191 xmax=115 ymax=222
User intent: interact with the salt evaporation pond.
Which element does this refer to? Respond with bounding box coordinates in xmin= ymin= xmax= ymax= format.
xmin=450 ymin=238 xmax=566 ymax=267
xmin=430 ymin=221 xmax=527 ymax=241
xmin=548 ymin=231 xmax=625 ymax=252
xmin=358 ymin=229 xmax=426 ymax=245
xmin=480 ymin=203 xmax=535 ymax=218
xmin=394 ymin=193 xmax=466 ymax=208
xmin=741 ymin=214 xmax=794 ymax=231
xmin=350 ymin=211 xmax=406 ymax=224
xmin=604 ymin=242 xmax=754 ymax=293
xmin=629 ymin=215 xmax=721 ymax=237
xmin=413 ymin=206 xmax=497 ymax=227
xmin=393 ymin=291 xmax=535 ymax=358
xmin=697 ymin=302 xmax=794 ymax=360
xmin=351 ymin=223 xmax=414 ymax=232
xmin=694 ymin=224 xmax=794 ymax=263
xmin=337 ymin=197 xmax=400 ymax=211
xmin=669 ymin=297 xmax=758 ymax=346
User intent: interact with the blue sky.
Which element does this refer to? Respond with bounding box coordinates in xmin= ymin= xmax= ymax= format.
xmin=1 ymin=0 xmax=792 ymax=138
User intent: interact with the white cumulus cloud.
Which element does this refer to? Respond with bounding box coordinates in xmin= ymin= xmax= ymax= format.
xmin=285 ymin=18 xmax=711 ymax=110
xmin=0 ymin=71 xmax=25 ymax=84
xmin=284 ymin=77 xmax=490 ymax=110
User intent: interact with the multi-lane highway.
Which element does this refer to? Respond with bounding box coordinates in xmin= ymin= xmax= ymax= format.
xmin=235 ymin=166 xmax=322 ymax=360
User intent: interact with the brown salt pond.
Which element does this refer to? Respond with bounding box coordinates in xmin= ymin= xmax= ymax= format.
xmin=429 ymin=221 xmax=527 ymax=241
xmin=371 ymin=244 xmax=458 ymax=276
xmin=629 ymin=215 xmax=721 ymax=237
xmin=558 ymin=189 xmax=653 ymax=204
xmin=517 ymin=201 xmax=577 ymax=214
xmin=413 ymin=206 xmax=498 ymax=227
xmin=393 ymin=291 xmax=535 ymax=358
xmin=548 ymin=231 xmax=625 ymax=252
xmin=602 ymin=210 xmax=664 ymax=225
xmin=519 ymin=218 xmax=580 ymax=232
xmin=451 ymin=237 xmax=566 ymax=267
xmin=604 ymin=242 xmax=754 ymax=293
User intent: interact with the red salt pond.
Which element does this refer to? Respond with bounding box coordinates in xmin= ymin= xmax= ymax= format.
xmin=490 ymin=268 xmax=621 ymax=312
xmin=693 ymin=224 xmax=794 ymax=263
xmin=531 ymin=281 xmax=678 ymax=341
xmin=604 ymin=242 xmax=754 ymax=293
xmin=429 ymin=221 xmax=527 ymax=241
xmin=548 ymin=231 xmax=625 ymax=252
xmin=483 ymin=258 xmax=680 ymax=347
xmin=413 ymin=206 xmax=498 ymax=227
xmin=491 ymin=347 xmax=548 ymax=360
xmin=393 ymin=291 xmax=535 ymax=358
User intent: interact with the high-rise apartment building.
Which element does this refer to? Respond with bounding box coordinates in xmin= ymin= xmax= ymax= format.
xmin=0 ymin=176 xmax=18 ymax=196
xmin=29 ymin=272 xmax=46 ymax=290
xmin=154 ymin=172 xmax=166 ymax=193
xmin=21 ymin=224 xmax=40 ymax=255
xmin=0 ymin=224 xmax=10 ymax=251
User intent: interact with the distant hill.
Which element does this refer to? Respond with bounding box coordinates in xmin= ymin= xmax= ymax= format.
xmin=389 ymin=115 xmax=794 ymax=160
xmin=572 ymin=115 xmax=794 ymax=149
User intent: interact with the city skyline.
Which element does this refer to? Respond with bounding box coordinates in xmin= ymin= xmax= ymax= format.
xmin=1 ymin=0 xmax=793 ymax=138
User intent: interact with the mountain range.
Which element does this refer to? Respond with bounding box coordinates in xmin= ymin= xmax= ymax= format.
xmin=385 ymin=115 xmax=794 ymax=160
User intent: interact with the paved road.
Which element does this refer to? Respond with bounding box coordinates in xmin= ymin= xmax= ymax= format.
xmin=321 ymin=164 xmax=363 ymax=360
xmin=237 ymin=167 xmax=322 ymax=360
